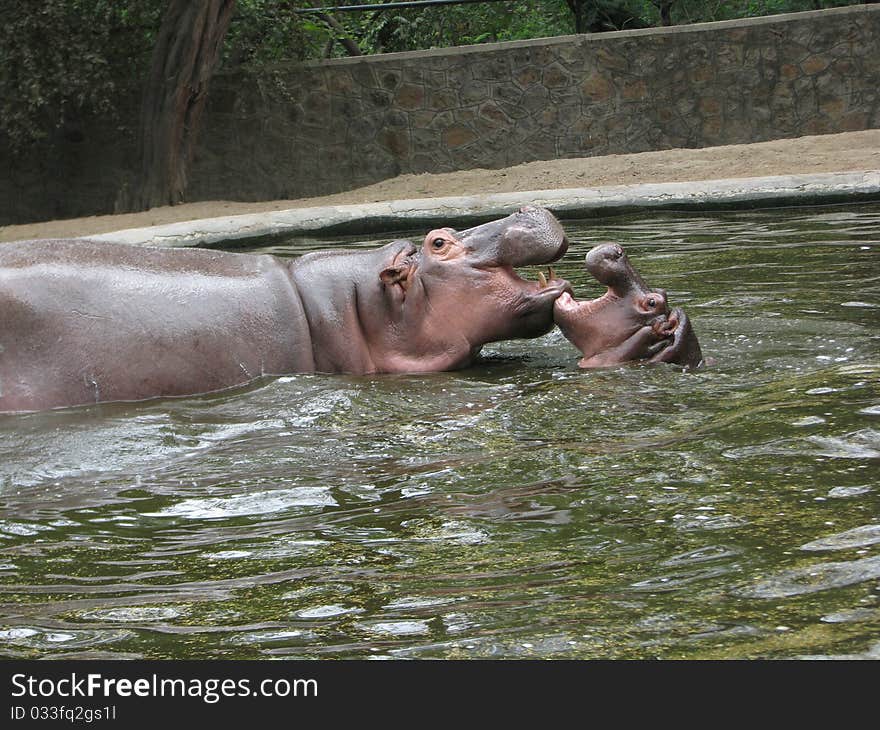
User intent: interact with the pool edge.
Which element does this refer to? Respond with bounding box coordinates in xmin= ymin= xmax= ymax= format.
xmin=82 ymin=170 xmax=880 ymax=248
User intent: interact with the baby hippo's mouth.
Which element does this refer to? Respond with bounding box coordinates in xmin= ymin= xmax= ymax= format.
xmin=553 ymin=243 xmax=684 ymax=367
xmin=553 ymin=288 xmax=619 ymax=320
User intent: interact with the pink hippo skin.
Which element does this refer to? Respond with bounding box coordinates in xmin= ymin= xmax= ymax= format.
xmin=553 ymin=243 xmax=703 ymax=369
xmin=0 ymin=207 xmax=573 ymax=412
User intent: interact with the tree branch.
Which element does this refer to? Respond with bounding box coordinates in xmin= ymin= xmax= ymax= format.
xmin=316 ymin=12 xmax=362 ymax=56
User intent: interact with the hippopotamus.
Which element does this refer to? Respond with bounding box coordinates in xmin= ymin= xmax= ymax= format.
xmin=0 ymin=207 xmax=574 ymax=413
xmin=553 ymin=243 xmax=703 ymax=369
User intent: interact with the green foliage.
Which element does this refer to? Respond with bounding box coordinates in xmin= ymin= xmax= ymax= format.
xmin=1 ymin=0 xmax=871 ymax=156
xmin=638 ymin=0 xmax=866 ymax=25
xmin=286 ymin=0 xmax=869 ymax=59
xmin=351 ymin=1 xmax=575 ymax=54
xmin=222 ymin=0 xmax=325 ymax=66
xmin=220 ymin=1 xmax=577 ymax=62
xmin=0 ymin=0 xmax=161 ymax=154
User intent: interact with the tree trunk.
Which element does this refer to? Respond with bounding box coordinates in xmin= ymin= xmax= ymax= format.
xmin=135 ymin=0 xmax=236 ymax=211
xmin=654 ymin=1 xmax=674 ymax=26
xmin=566 ymin=0 xmax=597 ymax=34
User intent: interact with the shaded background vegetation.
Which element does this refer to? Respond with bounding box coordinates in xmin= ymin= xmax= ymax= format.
xmin=0 ymin=1 xmax=872 ymax=184
xmin=237 ymin=1 xmax=867 ymax=63
xmin=0 ymin=1 xmax=160 ymax=154
xmin=2 ymin=0 xmax=868 ymax=156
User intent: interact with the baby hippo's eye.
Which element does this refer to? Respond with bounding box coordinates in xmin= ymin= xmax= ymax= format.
xmin=645 ymin=292 xmax=666 ymax=311
xmin=432 ymin=237 xmax=446 ymax=249
xmin=639 ymin=292 xmax=667 ymax=317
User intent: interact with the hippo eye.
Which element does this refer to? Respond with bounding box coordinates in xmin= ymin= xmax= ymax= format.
xmin=647 ymin=298 xmax=656 ymax=307
xmin=431 ymin=237 xmax=446 ymax=249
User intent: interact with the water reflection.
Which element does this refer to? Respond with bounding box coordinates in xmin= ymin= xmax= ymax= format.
xmin=0 ymin=203 xmax=878 ymax=659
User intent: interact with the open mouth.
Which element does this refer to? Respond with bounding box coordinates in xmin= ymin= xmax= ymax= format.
xmin=553 ymin=288 xmax=617 ymax=318
xmin=510 ymin=265 xmax=571 ymax=294
xmin=509 ymin=265 xmax=574 ymax=318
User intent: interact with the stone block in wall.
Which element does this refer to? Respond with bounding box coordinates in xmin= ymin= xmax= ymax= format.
xmin=367 ymin=89 xmax=393 ymax=109
xmin=441 ymin=123 xmax=478 ymax=150
xmin=346 ymin=113 xmax=382 ymax=144
xmin=428 ymin=88 xmax=458 ymax=111
xmin=349 ymin=62 xmax=379 ymax=89
xmin=379 ymin=70 xmax=402 ymax=91
xmin=377 ymin=128 xmax=410 ymax=158
xmin=472 ymin=55 xmax=511 ymax=82
xmin=542 ymin=63 xmax=571 ymax=89
xmin=520 ymin=85 xmax=552 ymax=115
xmin=581 ymin=73 xmax=615 ymax=103
xmin=477 ymin=102 xmax=510 ymax=127
xmin=394 ymin=83 xmax=426 ymax=110
xmin=513 ymin=66 xmax=541 ymax=90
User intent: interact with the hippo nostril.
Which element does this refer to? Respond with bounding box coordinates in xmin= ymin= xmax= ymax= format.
xmin=591 ymin=244 xmax=623 ymax=263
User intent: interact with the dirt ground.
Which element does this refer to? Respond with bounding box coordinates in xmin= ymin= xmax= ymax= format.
xmin=2 ymin=129 xmax=879 ymax=243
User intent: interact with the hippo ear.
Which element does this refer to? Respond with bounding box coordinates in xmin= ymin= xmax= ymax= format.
xmin=380 ymin=264 xmax=411 ymax=288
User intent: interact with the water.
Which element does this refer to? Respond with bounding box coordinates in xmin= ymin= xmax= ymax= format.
xmin=1 ymin=204 xmax=878 ymax=659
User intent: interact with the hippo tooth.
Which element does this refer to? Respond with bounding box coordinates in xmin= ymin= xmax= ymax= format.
xmin=537 ymin=271 xmax=548 ymax=288
xmin=549 ymin=266 xmax=556 ymax=281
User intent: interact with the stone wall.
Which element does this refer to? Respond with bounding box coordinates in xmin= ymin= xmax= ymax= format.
xmin=188 ymin=4 xmax=880 ymax=205
xmin=2 ymin=4 xmax=879 ymax=225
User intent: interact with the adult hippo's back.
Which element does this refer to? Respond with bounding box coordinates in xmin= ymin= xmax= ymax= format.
xmin=0 ymin=207 xmax=571 ymax=412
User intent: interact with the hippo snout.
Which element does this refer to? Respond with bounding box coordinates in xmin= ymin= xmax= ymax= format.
xmin=458 ymin=207 xmax=569 ymax=267
xmin=586 ymin=243 xmax=624 ymax=281
xmin=585 ymin=242 xmax=649 ymax=294
xmin=502 ymin=206 xmax=569 ymax=266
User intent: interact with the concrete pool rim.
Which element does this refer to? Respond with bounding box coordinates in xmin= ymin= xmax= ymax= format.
xmin=84 ymin=170 xmax=880 ymax=248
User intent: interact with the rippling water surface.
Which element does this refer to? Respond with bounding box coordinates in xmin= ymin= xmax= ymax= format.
xmin=1 ymin=204 xmax=878 ymax=659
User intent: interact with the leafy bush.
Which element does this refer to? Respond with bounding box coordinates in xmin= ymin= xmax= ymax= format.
xmin=0 ymin=1 xmax=160 ymax=154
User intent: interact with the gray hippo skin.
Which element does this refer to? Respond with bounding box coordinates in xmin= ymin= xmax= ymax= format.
xmin=553 ymin=243 xmax=703 ymax=369
xmin=0 ymin=207 xmax=572 ymax=412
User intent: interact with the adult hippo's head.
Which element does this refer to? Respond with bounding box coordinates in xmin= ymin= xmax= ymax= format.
xmin=291 ymin=206 xmax=571 ymax=374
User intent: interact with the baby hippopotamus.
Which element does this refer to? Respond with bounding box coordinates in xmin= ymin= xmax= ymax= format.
xmin=553 ymin=243 xmax=703 ymax=369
